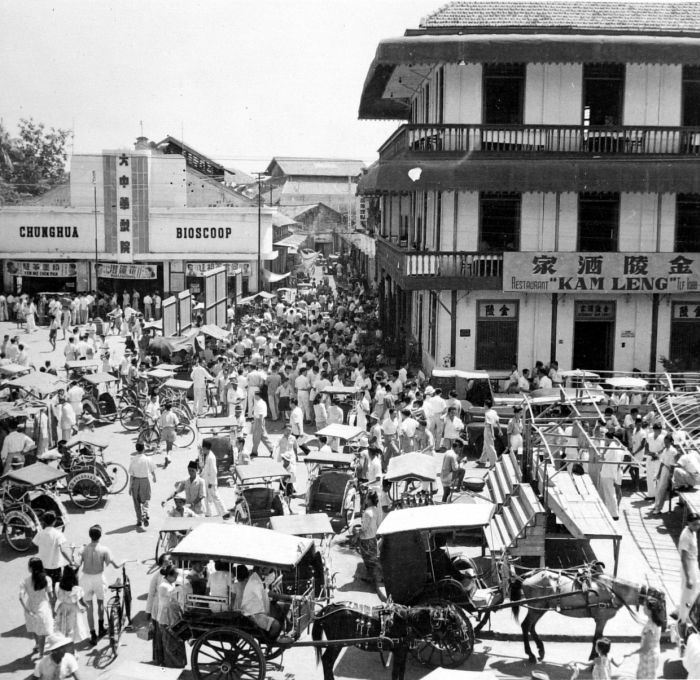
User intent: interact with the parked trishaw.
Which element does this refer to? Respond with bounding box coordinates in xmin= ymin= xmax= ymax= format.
xmin=378 ymin=501 xmax=500 ymax=664
xmin=61 ymin=433 xmax=129 ymax=508
xmin=79 ymin=372 xmax=119 ymax=423
xmin=0 ymin=363 xmax=32 ymax=380
xmin=197 ymin=416 xmax=244 ymax=485
xmin=0 ymin=462 xmax=68 ymax=551
xmin=384 ymin=452 xmax=437 ymax=509
xmin=314 ymin=423 xmax=365 ymax=453
xmin=431 ymin=368 xmax=521 ymax=410
xmin=303 ymin=451 xmax=356 ymax=533
xmin=153 ymin=516 xmax=222 ymax=564
xmin=320 ymin=385 xmax=363 ymax=424
xmin=65 ymin=359 xmax=101 ymax=381
xmin=231 ymin=459 xmax=286 ymax=526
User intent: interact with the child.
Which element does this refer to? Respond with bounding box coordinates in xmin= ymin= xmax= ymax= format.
xmin=280 ymin=451 xmax=296 ymax=513
xmin=55 ymin=566 xmax=90 ymax=643
xmin=380 ymin=479 xmax=392 ymax=514
xmin=569 ymin=637 xmax=621 ymax=680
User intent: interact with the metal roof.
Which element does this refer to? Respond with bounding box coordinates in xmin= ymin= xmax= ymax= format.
xmin=266 ymin=157 xmax=365 ymax=178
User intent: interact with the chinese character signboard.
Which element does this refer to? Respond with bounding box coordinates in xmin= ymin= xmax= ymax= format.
xmin=503 ymin=253 xmax=700 ymax=293
xmin=672 ymin=302 xmax=700 ymax=320
xmin=6 ymin=261 xmax=78 ymax=278
xmin=95 ymin=263 xmax=157 ymax=279
xmin=478 ymin=301 xmax=518 ymax=318
xmin=575 ymin=302 xmax=615 ymax=320
xmin=116 ymin=154 xmax=133 ymax=263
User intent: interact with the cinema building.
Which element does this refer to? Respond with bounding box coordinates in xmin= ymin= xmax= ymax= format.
xmin=357 ymin=1 xmax=700 ymax=373
xmin=0 ymin=138 xmax=274 ymax=298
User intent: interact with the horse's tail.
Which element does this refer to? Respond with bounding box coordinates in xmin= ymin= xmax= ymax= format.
xmin=311 ymin=619 xmax=324 ymax=666
xmin=510 ymin=578 xmax=523 ymax=620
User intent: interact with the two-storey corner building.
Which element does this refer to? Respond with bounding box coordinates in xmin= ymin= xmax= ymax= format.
xmin=357 ymin=1 xmax=700 ymax=375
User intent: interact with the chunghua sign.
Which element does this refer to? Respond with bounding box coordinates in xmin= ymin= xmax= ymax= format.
xmin=19 ymin=226 xmax=80 ymax=238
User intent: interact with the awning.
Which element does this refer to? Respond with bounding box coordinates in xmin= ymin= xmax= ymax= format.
xmin=262 ymin=268 xmax=291 ymax=283
xmin=273 ymin=233 xmax=308 ymax=251
xmin=340 ymin=232 xmax=376 ymax=257
xmin=198 ymin=324 xmax=231 ymax=341
xmin=358 ymin=158 xmax=700 ymax=194
xmin=271 ymin=211 xmax=298 ymax=228
xmin=360 ymin=33 xmax=700 ymax=119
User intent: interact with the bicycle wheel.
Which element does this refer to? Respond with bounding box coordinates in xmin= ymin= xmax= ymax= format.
xmin=174 ymin=424 xmax=195 ymax=448
xmin=119 ymin=406 xmax=144 ymax=431
xmin=137 ymin=427 xmax=160 ymax=449
xmin=171 ymin=406 xmax=191 ymax=426
xmin=68 ymin=476 xmax=104 ymax=509
xmin=3 ymin=509 xmax=37 ymax=551
xmin=104 ymin=461 xmax=129 ymax=494
xmin=107 ymin=599 xmax=122 ymax=655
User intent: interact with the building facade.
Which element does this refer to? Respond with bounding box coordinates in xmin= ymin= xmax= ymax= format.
xmin=0 ymin=142 xmax=275 ymax=297
xmin=358 ymin=1 xmax=700 ymax=373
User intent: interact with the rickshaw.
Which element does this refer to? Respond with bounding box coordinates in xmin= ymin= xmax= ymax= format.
xmin=378 ymin=501 xmax=500 ymax=663
xmin=170 ymin=522 xmax=319 ymax=679
xmin=61 ymin=433 xmax=129 ymax=508
xmin=303 ymin=451 xmax=357 ymax=533
xmin=197 ymin=416 xmax=246 ymax=485
xmin=65 ymin=359 xmax=101 ymax=381
xmin=430 ymin=368 xmax=524 ymax=410
xmin=277 ymin=287 xmax=297 ymax=303
xmin=231 ymin=459 xmax=287 ymax=526
xmin=0 ymin=462 xmax=69 ymax=551
xmin=0 ymin=363 xmax=32 ymax=380
xmin=320 ymin=385 xmax=363 ymax=424
xmin=80 ymin=372 xmax=119 ymax=423
xmin=269 ymin=512 xmax=336 ymax=602
xmin=384 ymin=452 xmax=438 ymax=509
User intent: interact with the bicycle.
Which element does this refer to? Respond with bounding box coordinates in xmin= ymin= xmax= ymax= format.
xmin=106 ymin=560 xmax=136 ymax=655
xmin=136 ymin=417 xmax=196 ymax=450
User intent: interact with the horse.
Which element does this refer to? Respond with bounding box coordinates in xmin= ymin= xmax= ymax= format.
xmin=509 ymin=562 xmax=667 ymax=663
xmin=311 ymin=600 xmax=441 ymax=680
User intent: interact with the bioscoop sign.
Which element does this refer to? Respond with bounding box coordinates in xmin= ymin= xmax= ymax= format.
xmin=503 ymin=252 xmax=700 ymax=293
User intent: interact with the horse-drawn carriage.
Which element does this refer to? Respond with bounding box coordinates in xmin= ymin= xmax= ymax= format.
xmin=231 ymin=459 xmax=286 ymax=526
xmin=0 ymin=462 xmax=68 ymax=551
xmin=304 ymin=451 xmax=357 ymax=534
xmin=79 ymin=371 xmax=119 ymax=424
xmin=170 ymin=522 xmax=466 ymax=680
xmin=384 ymin=452 xmax=437 ymax=510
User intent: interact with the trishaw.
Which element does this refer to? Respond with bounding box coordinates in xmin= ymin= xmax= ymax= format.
xmin=197 ymin=416 xmax=248 ymax=485
xmin=65 ymin=359 xmax=101 ymax=381
xmin=320 ymin=385 xmax=363 ymax=425
xmin=61 ymin=433 xmax=129 ymax=508
xmin=0 ymin=363 xmax=32 ymax=380
xmin=79 ymin=371 xmax=119 ymax=423
xmin=378 ymin=501 xmax=500 ymax=664
xmin=153 ymin=515 xmax=223 ymax=564
xmin=231 ymin=459 xmax=287 ymax=526
xmin=0 ymin=462 xmax=69 ymax=551
xmin=314 ymin=423 xmax=365 ymax=453
xmin=269 ymin=512 xmax=336 ymax=602
xmin=303 ymin=451 xmax=357 ymax=533
xmin=170 ymin=522 xmax=460 ymax=680
xmin=384 ymin=452 xmax=437 ymax=509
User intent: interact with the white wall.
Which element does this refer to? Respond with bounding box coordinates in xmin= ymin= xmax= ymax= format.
xmin=525 ymin=64 xmax=583 ymax=125
xmin=150 ymin=156 xmax=187 ymax=208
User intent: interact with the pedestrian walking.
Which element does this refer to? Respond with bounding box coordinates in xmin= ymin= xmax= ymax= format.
xmin=128 ymin=442 xmax=157 ymax=528
xmin=679 ymin=512 xmax=700 ymax=625
xmin=200 ymin=440 xmax=230 ymax=518
xmin=477 ymin=399 xmax=501 ymax=468
xmin=358 ymin=490 xmax=382 ymax=585
xmin=159 ymin=402 xmax=178 ymax=468
xmin=651 ymin=434 xmax=679 ymax=515
xmin=626 ymin=596 xmax=664 ymax=679
xmin=59 ymin=397 xmax=76 ymax=442
xmin=19 ymin=557 xmax=55 ymax=657
xmin=190 ymin=359 xmax=213 ymax=416
xmin=54 ymin=566 xmax=90 ymax=644
xmin=251 ymin=390 xmax=274 ymax=457
xmin=31 ymin=511 xmax=72 ymax=587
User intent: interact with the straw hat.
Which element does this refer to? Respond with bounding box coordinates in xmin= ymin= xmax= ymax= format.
xmin=45 ymin=631 xmax=72 ymax=652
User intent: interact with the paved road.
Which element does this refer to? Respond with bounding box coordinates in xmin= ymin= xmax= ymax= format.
xmin=0 ymin=321 xmax=688 ymax=679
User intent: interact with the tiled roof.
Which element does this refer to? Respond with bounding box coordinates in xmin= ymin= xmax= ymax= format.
xmin=419 ymin=2 xmax=700 ymax=34
xmin=266 ymin=157 xmax=365 ymax=178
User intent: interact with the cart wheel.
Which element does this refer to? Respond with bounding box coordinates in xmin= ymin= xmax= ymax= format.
xmin=233 ymin=501 xmax=251 ymax=525
xmin=82 ymin=397 xmax=100 ymax=423
xmin=410 ymin=601 xmax=474 ymax=668
xmin=68 ymin=477 xmax=104 ymax=509
xmin=191 ymin=627 xmax=265 ymax=680
xmin=473 ymin=609 xmax=491 ymax=634
xmin=119 ymin=406 xmax=144 ymax=431
xmin=3 ymin=510 xmax=37 ymax=551
xmin=104 ymin=461 xmax=129 ymax=494
xmin=174 ymin=424 xmax=195 ymax=448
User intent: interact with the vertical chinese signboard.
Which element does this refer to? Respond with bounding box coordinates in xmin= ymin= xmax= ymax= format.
xmin=116 ymin=153 xmax=133 ymax=263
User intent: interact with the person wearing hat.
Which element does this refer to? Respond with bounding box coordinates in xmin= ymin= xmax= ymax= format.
xmin=644 ymin=422 xmax=666 ymax=500
xmin=163 ymin=461 xmax=206 ymax=515
xmin=128 ymin=442 xmax=157 ymax=529
xmin=32 ymin=631 xmax=79 ymax=679
xmin=680 ymin=512 xmax=700 ymax=625
xmin=167 ymin=491 xmax=195 ymax=518
xmin=158 ymin=402 xmax=179 ymax=469
xmin=225 ymin=374 xmax=245 ymax=422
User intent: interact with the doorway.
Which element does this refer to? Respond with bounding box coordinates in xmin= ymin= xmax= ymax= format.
xmin=572 ymin=301 xmax=615 ymax=371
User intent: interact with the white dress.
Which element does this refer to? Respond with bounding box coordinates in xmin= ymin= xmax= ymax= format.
xmin=55 ymin=585 xmax=90 ymax=642
xmin=680 ymin=526 xmax=699 ymax=623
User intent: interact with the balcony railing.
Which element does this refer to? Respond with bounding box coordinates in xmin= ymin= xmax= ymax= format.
xmin=376 ymin=237 xmax=502 ymax=289
xmin=378 ymin=123 xmax=700 ymax=160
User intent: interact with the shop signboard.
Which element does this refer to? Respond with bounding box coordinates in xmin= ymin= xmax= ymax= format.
xmin=95 ymin=263 xmax=157 ymax=279
xmin=0 ymin=211 xmax=103 ymax=254
xmin=185 ymin=262 xmax=245 ymax=276
xmin=6 ymin=261 xmax=77 ymax=278
xmin=503 ymin=252 xmax=700 ymax=293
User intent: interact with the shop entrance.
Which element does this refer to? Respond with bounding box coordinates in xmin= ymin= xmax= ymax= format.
xmin=572 ymin=301 xmax=615 ymax=371
xmin=669 ymin=302 xmax=700 ymax=370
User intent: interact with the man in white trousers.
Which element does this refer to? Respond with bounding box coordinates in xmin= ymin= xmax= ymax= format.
xmin=200 ymin=440 xmax=230 ymax=519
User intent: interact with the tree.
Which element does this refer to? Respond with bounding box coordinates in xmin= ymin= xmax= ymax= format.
xmin=0 ymin=118 xmax=71 ymax=205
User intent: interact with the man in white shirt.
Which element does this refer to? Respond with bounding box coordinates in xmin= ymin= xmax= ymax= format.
xmin=128 ymin=442 xmax=157 ymax=528
xmin=191 ymin=359 xmax=213 ymax=416
xmin=200 ymin=440 xmax=230 ymax=518
xmin=251 ymin=390 xmax=274 ymax=457
xmin=67 ymin=381 xmax=85 ymax=419
xmin=399 ymin=408 xmax=419 ymax=453
xmin=143 ymin=293 xmax=153 ymax=320
xmin=32 ymin=510 xmax=72 ymax=586
xmin=441 ymin=406 xmax=465 ymax=449
xmin=154 ymin=293 xmax=162 ymax=320
xmin=59 ymin=398 xmax=77 ymax=442
xmin=295 ymin=367 xmax=312 ymax=423
xmin=426 ymin=388 xmax=447 ymax=445
xmin=241 ymin=567 xmax=290 ymax=641
xmin=1 ymin=419 xmax=36 ymax=473
xmin=289 ymin=398 xmax=305 ymax=438
xmin=477 ymin=400 xmax=501 ymax=468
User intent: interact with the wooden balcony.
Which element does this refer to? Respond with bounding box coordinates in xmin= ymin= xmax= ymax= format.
xmin=376 ymin=237 xmax=502 ymax=291
xmin=378 ymin=123 xmax=700 ymax=160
